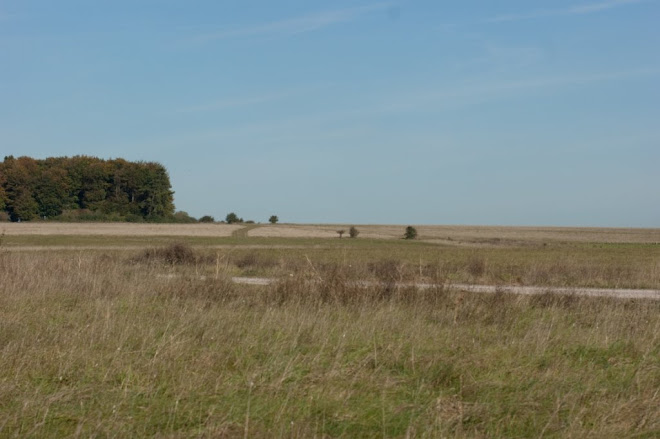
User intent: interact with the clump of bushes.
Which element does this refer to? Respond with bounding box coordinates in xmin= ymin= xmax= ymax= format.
xmin=172 ymin=211 xmax=197 ymax=223
xmin=134 ymin=242 xmax=198 ymax=265
xmin=234 ymin=251 xmax=278 ymax=270
xmin=225 ymin=212 xmax=243 ymax=224
xmin=349 ymin=226 xmax=359 ymax=238
xmin=467 ymin=254 xmax=487 ymax=277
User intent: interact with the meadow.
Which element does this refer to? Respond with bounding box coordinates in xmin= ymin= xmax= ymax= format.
xmin=0 ymin=223 xmax=658 ymax=437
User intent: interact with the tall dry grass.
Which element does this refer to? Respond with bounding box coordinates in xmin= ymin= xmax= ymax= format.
xmin=214 ymin=244 xmax=660 ymax=290
xmin=0 ymin=246 xmax=658 ymax=437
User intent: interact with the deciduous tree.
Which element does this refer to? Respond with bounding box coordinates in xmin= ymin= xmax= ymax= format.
xmin=226 ymin=212 xmax=240 ymax=224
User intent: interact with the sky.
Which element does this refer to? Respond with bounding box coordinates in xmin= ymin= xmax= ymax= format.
xmin=1 ymin=0 xmax=659 ymax=227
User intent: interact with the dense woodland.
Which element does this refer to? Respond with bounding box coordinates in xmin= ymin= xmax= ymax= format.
xmin=0 ymin=156 xmax=175 ymax=222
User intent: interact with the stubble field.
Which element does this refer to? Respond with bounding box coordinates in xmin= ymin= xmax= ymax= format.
xmin=0 ymin=223 xmax=658 ymax=437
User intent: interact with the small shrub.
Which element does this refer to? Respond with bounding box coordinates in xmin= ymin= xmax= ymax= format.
xmin=163 ymin=243 xmax=197 ymax=264
xmin=234 ymin=252 xmax=277 ymax=270
xmin=404 ymin=226 xmax=417 ymax=240
xmin=337 ymin=230 xmax=346 ymax=239
xmin=368 ymin=259 xmax=405 ymax=284
xmin=134 ymin=242 xmax=197 ymax=265
xmin=349 ymin=226 xmax=359 ymax=238
xmin=467 ymin=255 xmax=486 ymax=277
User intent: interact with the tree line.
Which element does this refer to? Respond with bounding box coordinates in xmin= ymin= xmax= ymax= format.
xmin=0 ymin=156 xmax=175 ymax=222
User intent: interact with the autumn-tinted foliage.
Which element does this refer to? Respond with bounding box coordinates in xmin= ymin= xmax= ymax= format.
xmin=0 ymin=156 xmax=175 ymax=222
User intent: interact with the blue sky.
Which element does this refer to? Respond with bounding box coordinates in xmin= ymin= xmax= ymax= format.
xmin=1 ymin=0 xmax=659 ymax=226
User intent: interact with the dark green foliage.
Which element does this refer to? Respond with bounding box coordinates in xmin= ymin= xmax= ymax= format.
xmin=0 ymin=166 xmax=7 ymax=212
xmin=349 ymin=226 xmax=359 ymax=238
xmin=0 ymin=156 xmax=175 ymax=222
xmin=11 ymin=190 xmax=39 ymax=221
xmin=269 ymin=215 xmax=279 ymax=224
xmin=225 ymin=212 xmax=242 ymax=224
xmin=198 ymin=215 xmax=215 ymax=223
xmin=404 ymin=226 xmax=417 ymax=240
xmin=173 ymin=211 xmax=197 ymax=223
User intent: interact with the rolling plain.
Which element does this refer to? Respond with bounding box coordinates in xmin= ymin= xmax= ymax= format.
xmin=1 ymin=223 xmax=658 ymax=437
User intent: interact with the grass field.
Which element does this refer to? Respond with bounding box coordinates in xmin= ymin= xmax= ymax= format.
xmin=3 ymin=223 xmax=658 ymax=290
xmin=1 ymin=223 xmax=659 ymax=437
xmin=4 ymin=222 xmax=659 ymax=243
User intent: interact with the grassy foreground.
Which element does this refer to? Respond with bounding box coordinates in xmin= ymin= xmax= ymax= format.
xmin=1 ymin=247 xmax=659 ymax=438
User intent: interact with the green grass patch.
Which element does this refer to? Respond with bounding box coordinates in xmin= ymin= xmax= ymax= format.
xmin=0 ymin=251 xmax=659 ymax=437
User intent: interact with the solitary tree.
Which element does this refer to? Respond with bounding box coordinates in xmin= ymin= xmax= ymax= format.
xmin=349 ymin=226 xmax=359 ymax=238
xmin=225 ymin=212 xmax=240 ymax=224
xmin=337 ymin=230 xmax=346 ymax=239
xmin=269 ymin=215 xmax=279 ymax=224
xmin=404 ymin=226 xmax=417 ymax=240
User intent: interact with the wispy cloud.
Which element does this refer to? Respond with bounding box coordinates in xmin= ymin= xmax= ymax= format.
xmin=464 ymin=68 xmax=660 ymax=94
xmin=177 ymin=91 xmax=292 ymax=114
xmin=119 ymin=67 xmax=660 ymax=159
xmin=486 ymin=0 xmax=648 ymax=23
xmin=175 ymin=84 xmax=329 ymax=114
xmin=450 ymin=44 xmax=545 ymax=74
xmin=169 ymin=67 xmax=660 ymax=137
xmin=189 ymin=2 xmax=392 ymax=43
xmin=377 ymin=67 xmax=660 ymax=113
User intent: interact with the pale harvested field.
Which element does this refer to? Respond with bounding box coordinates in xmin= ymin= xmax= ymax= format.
xmin=3 ymin=222 xmax=658 ymax=244
xmin=250 ymin=224 xmax=660 ymax=243
xmin=0 ymin=222 xmax=242 ymax=237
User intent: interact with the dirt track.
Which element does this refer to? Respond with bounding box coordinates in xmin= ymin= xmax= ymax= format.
xmin=157 ymin=276 xmax=660 ymax=301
